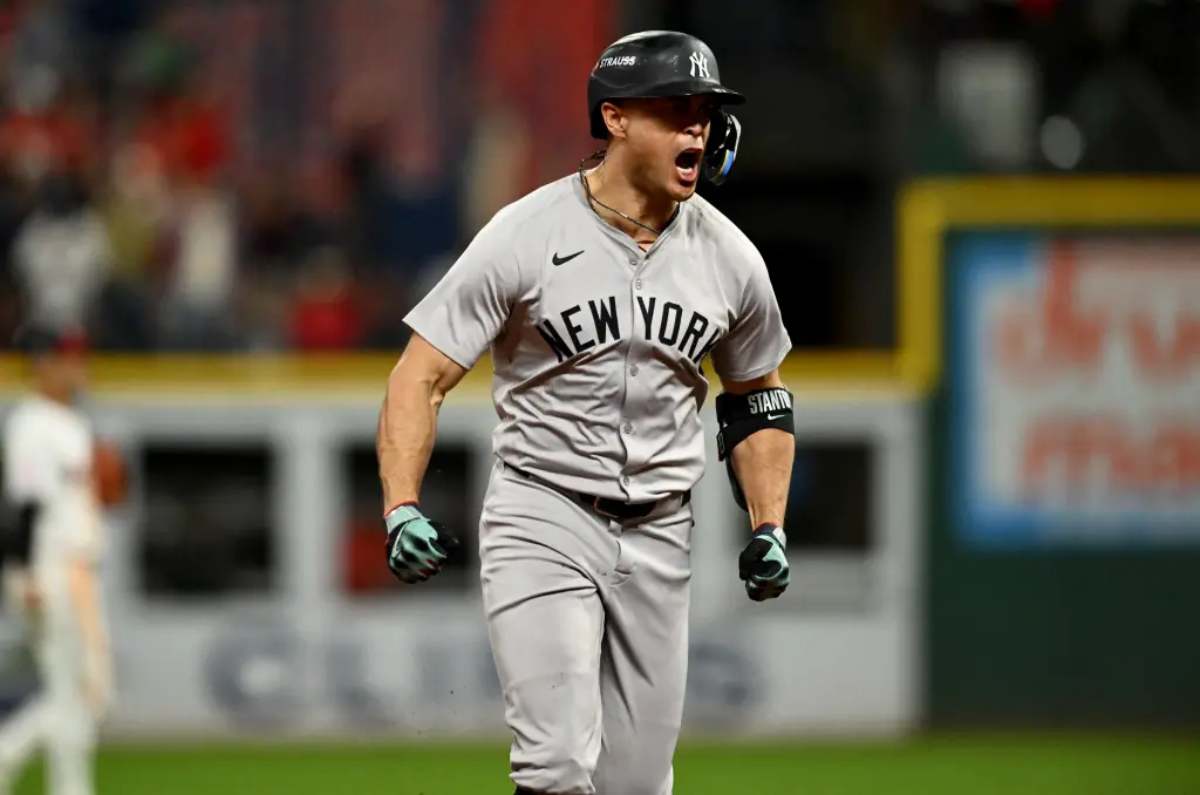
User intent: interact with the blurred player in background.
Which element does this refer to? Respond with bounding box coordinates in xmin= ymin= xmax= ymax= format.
xmin=0 ymin=326 xmax=119 ymax=795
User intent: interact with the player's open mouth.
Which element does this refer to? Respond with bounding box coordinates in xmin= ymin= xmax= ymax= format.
xmin=675 ymin=148 xmax=702 ymax=183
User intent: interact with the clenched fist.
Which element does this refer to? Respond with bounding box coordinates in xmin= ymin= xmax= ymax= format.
xmin=384 ymin=504 xmax=459 ymax=584
xmin=738 ymin=524 xmax=789 ymax=601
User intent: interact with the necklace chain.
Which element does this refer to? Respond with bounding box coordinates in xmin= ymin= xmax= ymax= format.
xmin=577 ymin=153 xmax=665 ymax=237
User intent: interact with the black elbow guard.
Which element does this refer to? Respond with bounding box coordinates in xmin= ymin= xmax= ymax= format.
xmin=715 ymin=387 xmax=795 ymax=511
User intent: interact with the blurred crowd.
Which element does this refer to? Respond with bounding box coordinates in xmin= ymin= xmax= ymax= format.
xmin=4 ymin=0 xmax=1200 ymax=353
xmin=0 ymin=0 xmax=610 ymax=352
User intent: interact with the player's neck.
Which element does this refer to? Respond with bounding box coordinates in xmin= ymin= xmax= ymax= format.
xmin=586 ymin=157 xmax=677 ymax=244
xmin=35 ymin=381 xmax=76 ymax=406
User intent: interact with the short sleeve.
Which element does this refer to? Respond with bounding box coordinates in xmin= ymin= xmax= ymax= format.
xmin=404 ymin=212 xmax=520 ymax=369
xmin=710 ymin=250 xmax=792 ymax=382
xmin=3 ymin=413 xmax=60 ymax=503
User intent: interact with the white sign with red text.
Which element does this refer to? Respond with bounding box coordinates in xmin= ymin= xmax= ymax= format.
xmin=953 ymin=234 xmax=1200 ymax=544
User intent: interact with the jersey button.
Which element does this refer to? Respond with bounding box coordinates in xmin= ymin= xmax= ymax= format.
xmin=629 ymin=365 xmax=639 ymax=376
xmin=621 ymin=475 xmax=630 ymax=485
xmin=622 ymin=422 xmax=633 ymax=434
xmin=634 ymin=279 xmax=643 ymax=290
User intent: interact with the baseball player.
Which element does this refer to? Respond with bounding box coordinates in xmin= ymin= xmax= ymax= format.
xmin=0 ymin=326 xmax=112 ymax=795
xmin=377 ymin=31 xmax=794 ymax=795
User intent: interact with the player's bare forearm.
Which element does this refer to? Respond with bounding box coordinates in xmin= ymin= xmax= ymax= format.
xmin=730 ymin=427 xmax=793 ymax=528
xmin=69 ymin=559 xmax=114 ymax=712
xmin=377 ymin=370 xmax=438 ymax=508
xmin=377 ymin=334 xmax=469 ymax=512
xmin=722 ymin=369 xmax=794 ymax=529
xmin=68 ymin=560 xmax=108 ymax=668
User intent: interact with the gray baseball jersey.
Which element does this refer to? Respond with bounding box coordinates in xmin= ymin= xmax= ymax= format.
xmin=405 ymin=173 xmax=791 ymax=501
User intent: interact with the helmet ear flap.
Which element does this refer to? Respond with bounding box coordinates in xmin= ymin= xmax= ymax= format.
xmin=702 ymin=110 xmax=741 ymax=185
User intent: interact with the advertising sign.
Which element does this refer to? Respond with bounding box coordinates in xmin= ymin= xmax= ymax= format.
xmin=949 ymin=233 xmax=1200 ymax=546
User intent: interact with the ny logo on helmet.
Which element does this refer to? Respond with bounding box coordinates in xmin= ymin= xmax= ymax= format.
xmin=689 ymin=51 xmax=710 ymax=79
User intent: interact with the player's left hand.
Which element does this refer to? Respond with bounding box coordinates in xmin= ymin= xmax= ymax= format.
xmin=738 ymin=524 xmax=789 ymax=601
xmin=384 ymin=504 xmax=459 ymax=584
xmin=83 ymin=645 xmax=114 ymax=717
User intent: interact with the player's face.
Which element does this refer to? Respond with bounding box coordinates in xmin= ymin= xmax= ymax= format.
xmin=60 ymin=353 xmax=88 ymax=396
xmin=619 ymin=96 xmax=715 ymax=201
xmin=35 ymin=352 xmax=88 ymax=402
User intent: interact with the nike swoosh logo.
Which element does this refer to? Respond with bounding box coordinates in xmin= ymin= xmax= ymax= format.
xmin=766 ymin=413 xmax=786 ymax=420
xmin=552 ymin=249 xmax=584 ymax=266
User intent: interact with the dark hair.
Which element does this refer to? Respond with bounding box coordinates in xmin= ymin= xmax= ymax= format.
xmin=12 ymin=324 xmax=88 ymax=357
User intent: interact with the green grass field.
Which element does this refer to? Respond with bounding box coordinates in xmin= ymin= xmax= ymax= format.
xmin=12 ymin=734 xmax=1200 ymax=794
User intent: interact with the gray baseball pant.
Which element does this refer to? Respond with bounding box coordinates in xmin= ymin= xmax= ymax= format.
xmin=480 ymin=460 xmax=692 ymax=795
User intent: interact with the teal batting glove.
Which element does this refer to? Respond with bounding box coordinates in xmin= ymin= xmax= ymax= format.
xmin=738 ymin=524 xmax=789 ymax=602
xmin=384 ymin=504 xmax=459 ymax=584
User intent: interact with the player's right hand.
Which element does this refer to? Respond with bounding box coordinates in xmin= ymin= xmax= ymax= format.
xmin=2 ymin=568 xmax=41 ymax=614
xmin=383 ymin=504 xmax=459 ymax=584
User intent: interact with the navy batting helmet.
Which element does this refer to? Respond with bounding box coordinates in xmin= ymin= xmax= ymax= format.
xmin=587 ymin=31 xmax=745 ymax=184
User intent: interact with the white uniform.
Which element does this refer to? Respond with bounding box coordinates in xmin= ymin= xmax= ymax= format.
xmin=0 ymin=396 xmax=106 ymax=795
xmin=405 ymin=173 xmax=791 ymax=793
